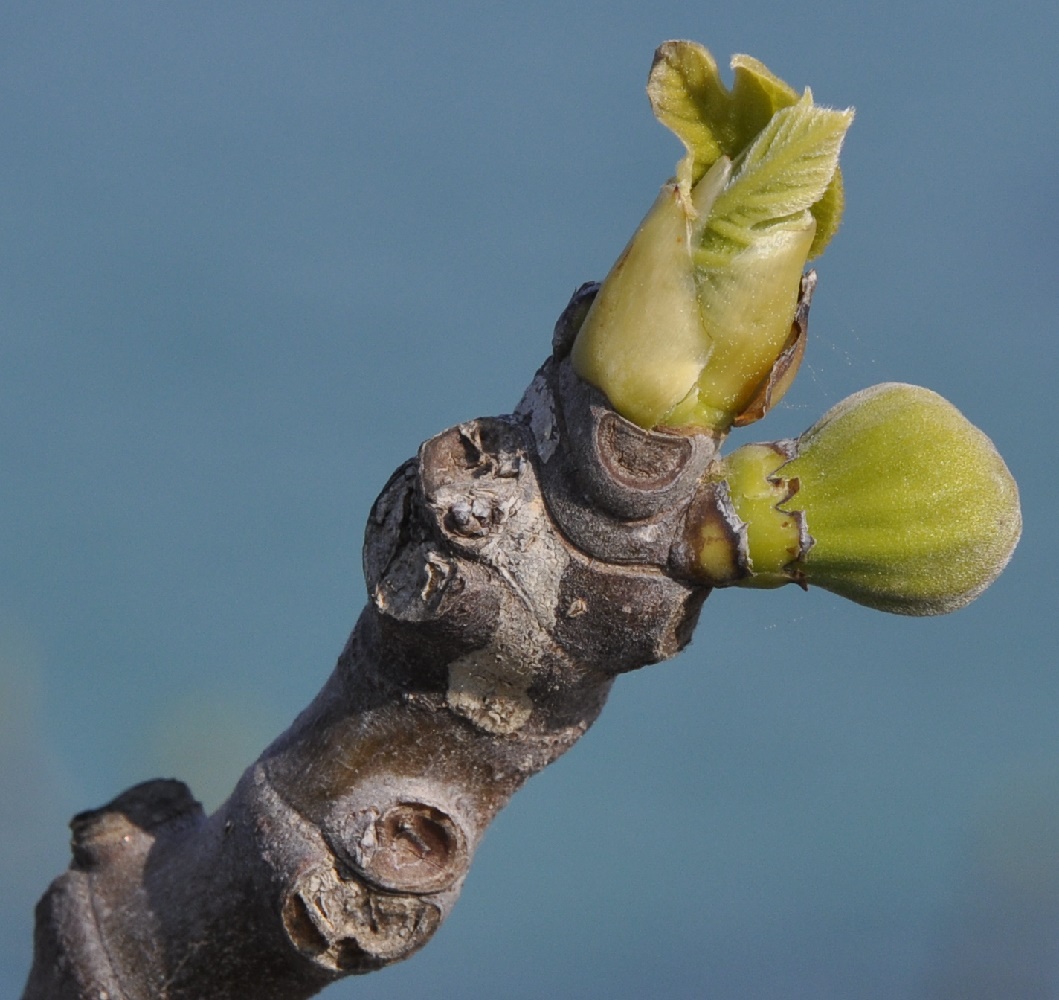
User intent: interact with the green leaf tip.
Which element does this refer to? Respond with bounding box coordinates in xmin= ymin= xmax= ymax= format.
xmin=647 ymin=41 xmax=850 ymax=258
xmin=570 ymin=42 xmax=852 ymax=434
xmin=710 ymin=384 xmax=1023 ymax=615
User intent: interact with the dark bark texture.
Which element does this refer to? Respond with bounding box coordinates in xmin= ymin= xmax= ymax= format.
xmin=21 ymin=282 xmax=784 ymax=999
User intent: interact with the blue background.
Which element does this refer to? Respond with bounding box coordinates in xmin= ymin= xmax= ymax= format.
xmin=2 ymin=4 xmax=1057 ymax=997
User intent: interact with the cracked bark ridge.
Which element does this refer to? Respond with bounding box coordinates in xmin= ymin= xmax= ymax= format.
xmin=23 ymin=286 xmax=720 ymax=1000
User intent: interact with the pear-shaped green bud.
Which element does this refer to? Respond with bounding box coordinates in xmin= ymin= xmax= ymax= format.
xmin=711 ymin=383 xmax=1022 ymax=615
xmin=571 ymin=42 xmax=853 ymax=434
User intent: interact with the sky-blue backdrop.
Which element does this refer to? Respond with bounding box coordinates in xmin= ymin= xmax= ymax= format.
xmin=2 ymin=4 xmax=1057 ymax=997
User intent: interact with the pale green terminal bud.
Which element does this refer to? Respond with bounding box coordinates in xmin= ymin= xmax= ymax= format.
xmin=690 ymin=384 xmax=1022 ymax=615
xmin=571 ymin=41 xmax=853 ymax=434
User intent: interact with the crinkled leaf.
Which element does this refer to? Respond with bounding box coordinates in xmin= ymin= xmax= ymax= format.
xmin=728 ymin=54 xmax=800 ymax=151
xmin=698 ymin=92 xmax=853 ymax=262
xmin=647 ymin=40 xmax=851 ymax=256
xmin=647 ymin=41 xmax=730 ymax=198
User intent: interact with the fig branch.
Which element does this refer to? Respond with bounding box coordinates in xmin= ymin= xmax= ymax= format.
xmin=23 ymin=41 xmax=1020 ymax=1000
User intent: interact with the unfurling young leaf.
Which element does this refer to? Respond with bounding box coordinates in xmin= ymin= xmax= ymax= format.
xmin=571 ymin=42 xmax=852 ymax=434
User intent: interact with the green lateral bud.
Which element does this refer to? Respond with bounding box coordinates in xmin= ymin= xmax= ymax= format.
xmin=571 ymin=42 xmax=852 ymax=434
xmin=707 ymin=384 xmax=1022 ymax=615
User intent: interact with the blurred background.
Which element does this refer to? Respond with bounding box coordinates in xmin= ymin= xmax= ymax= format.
xmin=1 ymin=3 xmax=1056 ymax=997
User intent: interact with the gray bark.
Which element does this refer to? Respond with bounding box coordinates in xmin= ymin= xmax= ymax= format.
xmin=22 ymin=281 xmax=811 ymax=998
